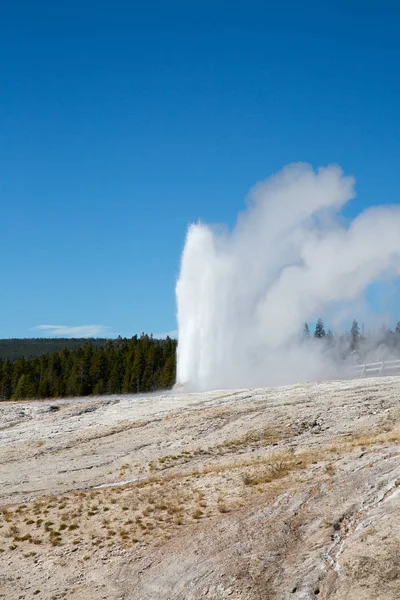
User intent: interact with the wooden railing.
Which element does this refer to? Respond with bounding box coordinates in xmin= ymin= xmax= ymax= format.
xmin=352 ymin=359 xmax=400 ymax=378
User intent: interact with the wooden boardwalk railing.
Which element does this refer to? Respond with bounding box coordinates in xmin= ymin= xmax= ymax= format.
xmin=352 ymin=359 xmax=400 ymax=378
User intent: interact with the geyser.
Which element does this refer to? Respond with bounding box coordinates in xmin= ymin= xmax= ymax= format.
xmin=176 ymin=163 xmax=400 ymax=390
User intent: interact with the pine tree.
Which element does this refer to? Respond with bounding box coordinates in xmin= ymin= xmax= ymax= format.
xmin=303 ymin=323 xmax=310 ymax=339
xmin=12 ymin=356 xmax=27 ymax=389
xmin=107 ymin=347 xmax=124 ymax=394
xmin=12 ymin=374 xmax=36 ymax=400
xmin=314 ymin=318 xmax=326 ymax=338
xmin=122 ymin=348 xmax=135 ymax=393
xmin=91 ymin=349 xmax=108 ymax=388
xmin=93 ymin=378 xmax=107 ymax=395
xmin=0 ymin=360 xmax=13 ymax=400
xmin=350 ymin=319 xmax=360 ymax=350
xmin=160 ymin=355 xmax=176 ymax=389
xmin=130 ymin=347 xmax=146 ymax=393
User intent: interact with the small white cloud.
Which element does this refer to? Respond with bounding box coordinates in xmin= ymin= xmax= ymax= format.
xmin=33 ymin=324 xmax=107 ymax=338
xmin=154 ymin=329 xmax=178 ymax=339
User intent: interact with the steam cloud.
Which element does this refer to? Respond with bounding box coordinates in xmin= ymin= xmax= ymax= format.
xmin=176 ymin=163 xmax=400 ymax=391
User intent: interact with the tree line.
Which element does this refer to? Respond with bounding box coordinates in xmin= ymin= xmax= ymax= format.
xmin=2 ymin=319 xmax=400 ymax=401
xmin=303 ymin=318 xmax=400 ymax=357
xmin=0 ymin=335 xmax=176 ymax=401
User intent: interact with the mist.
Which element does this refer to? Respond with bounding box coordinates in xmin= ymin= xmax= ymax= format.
xmin=176 ymin=163 xmax=400 ymax=391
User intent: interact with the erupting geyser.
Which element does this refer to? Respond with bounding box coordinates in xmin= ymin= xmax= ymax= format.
xmin=176 ymin=163 xmax=400 ymax=391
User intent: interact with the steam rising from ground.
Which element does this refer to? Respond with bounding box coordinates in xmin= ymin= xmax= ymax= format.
xmin=176 ymin=163 xmax=400 ymax=390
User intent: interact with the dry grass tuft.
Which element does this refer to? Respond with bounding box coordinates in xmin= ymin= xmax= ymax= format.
xmin=3 ymin=418 xmax=399 ymax=562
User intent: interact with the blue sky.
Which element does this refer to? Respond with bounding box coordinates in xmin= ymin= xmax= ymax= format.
xmin=1 ymin=0 xmax=400 ymax=338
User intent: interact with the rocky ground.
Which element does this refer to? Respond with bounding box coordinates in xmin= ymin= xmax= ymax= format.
xmin=1 ymin=377 xmax=400 ymax=600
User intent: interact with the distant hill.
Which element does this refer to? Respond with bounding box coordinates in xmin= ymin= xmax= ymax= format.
xmin=0 ymin=338 xmax=109 ymax=360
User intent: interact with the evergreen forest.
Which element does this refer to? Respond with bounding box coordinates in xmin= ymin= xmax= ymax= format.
xmin=0 ymin=335 xmax=176 ymax=401
xmin=2 ymin=318 xmax=400 ymax=401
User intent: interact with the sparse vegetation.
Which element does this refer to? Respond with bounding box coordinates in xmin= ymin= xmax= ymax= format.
xmin=3 ymin=377 xmax=400 ymax=599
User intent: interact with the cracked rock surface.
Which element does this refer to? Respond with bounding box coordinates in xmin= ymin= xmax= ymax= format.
xmin=1 ymin=377 xmax=400 ymax=599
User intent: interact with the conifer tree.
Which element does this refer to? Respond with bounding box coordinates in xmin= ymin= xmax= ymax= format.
xmin=12 ymin=374 xmax=36 ymax=399
xmin=314 ymin=318 xmax=326 ymax=338
xmin=0 ymin=360 xmax=13 ymax=400
xmin=350 ymin=319 xmax=360 ymax=350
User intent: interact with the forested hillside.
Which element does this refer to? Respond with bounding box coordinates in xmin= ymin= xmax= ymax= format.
xmin=0 ymin=338 xmax=109 ymax=360
xmin=0 ymin=335 xmax=176 ymax=401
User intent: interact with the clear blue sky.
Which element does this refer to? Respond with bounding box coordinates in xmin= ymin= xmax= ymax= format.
xmin=1 ymin=0 xmax=400 ymax=338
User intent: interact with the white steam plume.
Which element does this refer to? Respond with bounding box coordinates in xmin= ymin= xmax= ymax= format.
xmin=175 ymin=163 xmax=400 ymax=391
